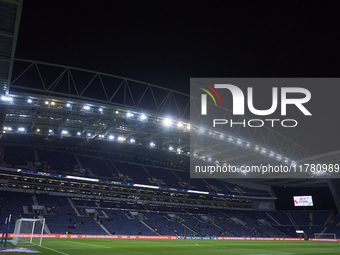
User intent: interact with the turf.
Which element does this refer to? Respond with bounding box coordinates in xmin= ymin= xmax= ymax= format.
xmin=4 ymin=239 xmax=340 ymax=255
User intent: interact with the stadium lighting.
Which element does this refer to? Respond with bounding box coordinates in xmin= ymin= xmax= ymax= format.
xmin=66 ymin=103 xmax=71 ymax=107
xmin=140 ymin=113 xmax=147 ymax=120
xmin=177 ymin=122 xmax=183 ymax=128
xmin=51 ymin=102 xmax=55 ymax=105
xmin=1 ymin=96 xmax=13 ymax=102
xmin=87 ymin=133 xmax=91 ymax=137
xmin=208 ymin=157 xmax=212 ymax=162
xmin=255 ymin=145 xmax=259 ymax=151
xmin=187 ymin=124 xmax=190 ymax=131
xmin=99 ymin=108 xmax=103 ymax=112
xmin=36 ymin=129 xmax=40 ymax=132
xmin=108 ymin=135 xmax=114 ymax=140
xmin=276 ymin=155 xmax=282 ymax=160
xmin=45 ymin=101 xmax=49 ymax=105
xmin=169 ymin=146 xmax=174 ymax=151
xmin=269 ymin=151 xmax=275 ymax=157
xmin=61 ymin=130 xmax=68 ymax=135
xmin=117 ymin=136 xmax=125 ymax=142
xmin=130 ymin=138 xmax=135 ymax=143
xmin=177 ymin=148 xmax=181 ymax=154
xmin=126 ymin=112 xmax=133 ymax=118
xmin=150 ymin=142 xmax=155 ymax=148
xmin=48 ymin=129 xmax=53 ymax=133
xmin=219 ymin=134 xmax=224 ymax=140
xmin=77 ymin=132 xmax=81 ymax=136
xmin=83 ymin=105 xmax=91 ymax=110
xmin=163 ymin=118 xmax=172 ymax=126
xmin=237 ymin=140 xmax=242 ymax=145
xmin=199 ymin=127 xmax=204 ymax=133
xmin=18 ymin=127 xmax=25 ymax=132
xmin=228 ymin=137 xmax=233 ymax=142
xmin=115 ymin=110 xmax=119 ymax=114
xmin=27 ymin=99 xmax=32 ymax=103
xmin=7 ymin=127 xmax=12 ymax=131
xmin=246 ymin=142 xmax=251 ymax=148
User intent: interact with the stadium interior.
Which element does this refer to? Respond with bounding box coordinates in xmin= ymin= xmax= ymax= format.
xmin=0 ymin=0 xmax=340 ymax=248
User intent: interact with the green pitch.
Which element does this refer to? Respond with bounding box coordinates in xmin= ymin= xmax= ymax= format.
xmin=4 ymin=239 xmax=340 ymax=255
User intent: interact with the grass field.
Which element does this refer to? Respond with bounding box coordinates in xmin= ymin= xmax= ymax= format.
xmin=4 ymin=239 xmax=340 ymax=255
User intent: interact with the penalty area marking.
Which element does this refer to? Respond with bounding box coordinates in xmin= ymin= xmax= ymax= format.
xmin=15 ymin=240 xmax=69 ymax=255
xmin=244 ymin=249 xmax=295 ymax=255
xmin=66 ymin=240 xmax=112 ymax=248
xmin=39 ymin=245 xmax=69 ymax=255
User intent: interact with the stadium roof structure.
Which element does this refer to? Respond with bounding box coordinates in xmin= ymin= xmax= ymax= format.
xmin=0 ymin=0 xmax=23 ymax=95
xmin=1 ymin=59 xmax=312 ymax=159
xmin=0 ymin=59 xmax=331 ymax=184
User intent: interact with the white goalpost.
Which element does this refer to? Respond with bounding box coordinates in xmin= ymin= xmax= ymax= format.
xmin=12 ymin=218 xmax=45 ymax=246
xmin=314 ymin=233 xmax=336 ymax=239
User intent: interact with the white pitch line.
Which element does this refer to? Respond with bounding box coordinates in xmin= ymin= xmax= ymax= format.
xmin=244 ymin=249 xmax=295 ymax=255
xmin=66 ymin=240 xmax=111 ymax=248
xmin=40 ymin=245 xmax=69 ymax=255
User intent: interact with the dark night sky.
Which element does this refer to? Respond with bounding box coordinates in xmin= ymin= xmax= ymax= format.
xmin=14 ymin=0 xmax=340 ymax=155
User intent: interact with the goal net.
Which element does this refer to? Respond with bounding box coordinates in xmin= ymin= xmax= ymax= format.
xmin=12 ymin=218 xmax=45 ymax=246
xmin=314 ymin=233 xmax=336 ymax=239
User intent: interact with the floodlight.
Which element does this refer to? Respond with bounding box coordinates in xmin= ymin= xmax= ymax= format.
xmin=140 ymin=114 xmax=147 ymax=120
xmin=163 ymin=118 xmax=172 ymax=126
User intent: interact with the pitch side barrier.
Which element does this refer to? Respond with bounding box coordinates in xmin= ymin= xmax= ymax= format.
xmin=2 ymin=234 xmax=339 ymax=241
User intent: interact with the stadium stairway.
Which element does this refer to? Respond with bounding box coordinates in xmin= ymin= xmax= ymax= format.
xmin=38 ymin=215 xmax=51 ymax=234
xmin=287 ymin=212 xmax=299 ymax=229
xmin=31 ymin=195 xmax=52 ymax=234
xmin=94 ymin=217 xmax=112 ymax=235
xmin=104 ymin=160 xmax=118 ymax=178
xmin=265 ymin=212 xmax=281 ymax=225
xmin=140 ymin=220 xmax=161 ymax=236
xmin=32 ymin=195 xmax=39 ymax=206
xmin=67 ymin=198 xmax=81 ymax=216
xmin=22 ymin=206 xmax=30 ymax=214
xmin=179 ymin=221 xmax=201 ymax=236
xmin=212 ymin=222 xmax=235 ymax=237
